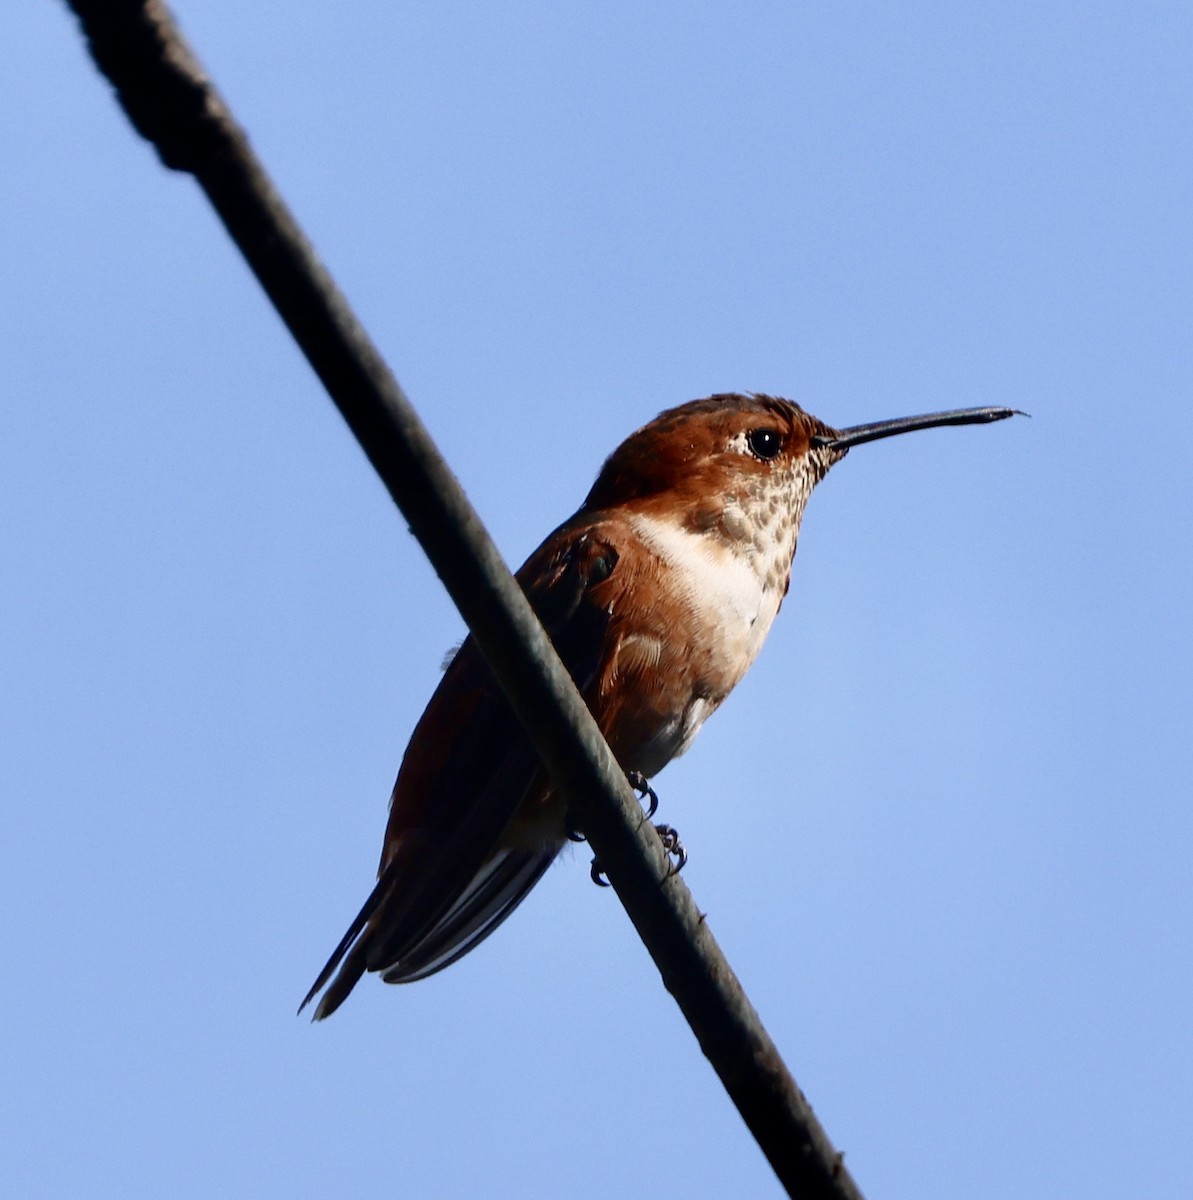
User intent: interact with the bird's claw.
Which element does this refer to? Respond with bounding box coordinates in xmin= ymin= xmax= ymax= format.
xmin=654 ymin=823 xmax=687 ymax=875
xmin=588 ymin=821 xmax=686 ymax=888
xmin=626 ymin=770 xmax=659 ymax=819
xmin=569 ymin=770 xmax=658 ymax=846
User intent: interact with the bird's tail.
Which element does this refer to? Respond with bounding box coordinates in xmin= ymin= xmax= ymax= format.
xmin=307 ymin=942 xmax=369 ymax=1021
xmin=298 ymin=874 xmax=389 ymax=1020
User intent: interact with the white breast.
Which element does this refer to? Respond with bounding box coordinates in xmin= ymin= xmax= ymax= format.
xmin=627 ymin=511 xmax=785 ymax=672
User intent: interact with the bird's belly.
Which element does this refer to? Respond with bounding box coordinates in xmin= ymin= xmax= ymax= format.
xmin=630 ymin=694 xmax=715 ymax=775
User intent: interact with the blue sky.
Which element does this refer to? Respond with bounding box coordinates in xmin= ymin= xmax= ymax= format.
xmin=3 ymin=2 xmax=1191 ymax=1196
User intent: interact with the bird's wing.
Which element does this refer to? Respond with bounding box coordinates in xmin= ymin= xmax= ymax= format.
xmin=300 ymin=524 xmax=624 ymax=1017
xmin=378 ymin=846 xmax=555 ymax=983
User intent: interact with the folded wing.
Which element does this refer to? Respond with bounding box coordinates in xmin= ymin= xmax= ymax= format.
xmin=300 ymin=526 xmax=622 ymax=1018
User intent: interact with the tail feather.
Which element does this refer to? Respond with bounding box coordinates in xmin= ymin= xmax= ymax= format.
xmin=298 ymin=872 xmax=391 ymax=1018
xmin=311 ymin=942 xmax=369 ymax=1021
xmin=382 ymin=848 xmax=555 ymax=983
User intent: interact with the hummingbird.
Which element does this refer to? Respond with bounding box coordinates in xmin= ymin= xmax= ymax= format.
xmin=301 ymin=393 xmax=1015 ymax=1018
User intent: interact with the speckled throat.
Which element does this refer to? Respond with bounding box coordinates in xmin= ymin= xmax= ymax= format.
xmin=703 ymin=442 xmax=837 ymax=595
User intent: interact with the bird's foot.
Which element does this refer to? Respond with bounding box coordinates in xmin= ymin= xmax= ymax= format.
xmin=567 ymin=770 xmax=659 ymax=843
xmin=626 ymin=770 xmax=659 ymax=819
xmin=589 ymin=821 xmax=687 ymax=888
xmin=653 ymin=823 xmax=687 ymax=876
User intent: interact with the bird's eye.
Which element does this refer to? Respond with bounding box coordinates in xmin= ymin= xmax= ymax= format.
xmin=746 ymin=428 xmax=783 ymax=460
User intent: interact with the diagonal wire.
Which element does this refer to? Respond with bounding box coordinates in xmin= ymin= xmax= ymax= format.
xmin=63 ymin=3 xmax=865 ymax=1196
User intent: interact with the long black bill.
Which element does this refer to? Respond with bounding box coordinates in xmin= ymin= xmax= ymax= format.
xmin=812 ymin=406 xmax=1023 ymax=452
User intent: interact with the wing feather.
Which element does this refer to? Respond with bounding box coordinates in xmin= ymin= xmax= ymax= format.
xmin=381 ymin=848 xmax=555 ymax=983
xmin=301 ymin=526 xmax=624 ymax=1016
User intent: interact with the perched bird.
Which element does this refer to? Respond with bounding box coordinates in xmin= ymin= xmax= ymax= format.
xmin=301 ymin=393 xmax=1015 ymax=1018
